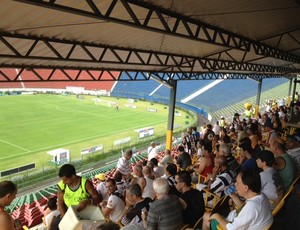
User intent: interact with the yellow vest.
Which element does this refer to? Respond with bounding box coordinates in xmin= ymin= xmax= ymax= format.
xmin=58 ymin=177 xmax=90 ymax=207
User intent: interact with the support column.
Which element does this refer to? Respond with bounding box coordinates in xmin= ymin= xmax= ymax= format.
xmin=290 ymin=78 xmax=297 ymax=119
xmin=255 ymin=78 xmax=262 ymax=117
xmin=166 ymin=80 xmax=177 ymax=150
xmin=287 ymin=78 xmax=293 ymax=105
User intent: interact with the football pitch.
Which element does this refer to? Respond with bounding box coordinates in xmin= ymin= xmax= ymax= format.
xmin=0 ymin=94 xmax=191 ymax=173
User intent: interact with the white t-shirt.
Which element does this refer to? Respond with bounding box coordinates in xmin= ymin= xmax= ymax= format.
xmin=107 ymin=194 xmax=125 ymax=222
xmin=148 ymin=146 xmax=158 ymax=161
xmin=226 ymin=194 xmax=273 ymax=230
xmin=260 ymin=167 xmax=280 ymax=207
xmin=116 ymin=157 xmax=132 ymax=175
xmin=97 ymin=182 xmax=108 ymax=201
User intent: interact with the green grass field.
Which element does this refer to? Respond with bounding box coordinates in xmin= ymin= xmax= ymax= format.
xmin=0 ymin=94 xmax=191 ymax=173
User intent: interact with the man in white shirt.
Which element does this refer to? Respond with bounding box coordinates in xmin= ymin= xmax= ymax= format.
xmin=202 ymin=170 xmax=273 ymax=230
xmin=100 ymin=178 xmax=125 ymax=223
xmin=148 ymin=142 xmax=158 ymax=161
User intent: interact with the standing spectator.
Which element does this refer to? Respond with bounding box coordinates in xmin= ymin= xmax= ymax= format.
xmin=202 ymin=170 xmax=273 ymax=230
xmin=193 ymin=127 xmax=201 ymax=144
xmin=57 ymin=164 xmax=102 ymax=217
xmin=213 ymin=121 xmax=221 ymax=142
xmin=116 ymin=149 xmax=133 ymax=177
xmin=202 ymin=124 xmax=215 ymax=149
xmin=256 ymin=150 xmax=283 ymax=209
xmin=175 ymin=171 xmax=205 ymax=227
xmin=176 ymin=146 xmax=192 ymax=171
xmin=142 ymin=178 xmax=184 ymax=230
xmin=271 ymin=138 xmax=296 ymax=191
xmin=0 ymin=181 xmax=17 ymax=230
xmin=148 ymin=142 xmax=158 ymax=161
xmin=182 ymin=127 xmax=197 ymax=155
xmin=100 ymin=178 xmax=125 ymax=223
xmin=120 ymin=184 xmax=152 ymax=226
xmin=165 ymin=163 xmax=181 ymax=196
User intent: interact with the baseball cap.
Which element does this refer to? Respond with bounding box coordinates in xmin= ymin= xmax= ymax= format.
xmin=95 ymin=173 xmax=106 ymax=181
xmin=257 ymin=150 xmax=275 ymax=166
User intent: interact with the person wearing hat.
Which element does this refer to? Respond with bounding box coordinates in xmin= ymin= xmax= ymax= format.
xmin=96 ymin=173 xmax=108 ymax=202
xmin=256 ymin=150 xmax=283 ymax=209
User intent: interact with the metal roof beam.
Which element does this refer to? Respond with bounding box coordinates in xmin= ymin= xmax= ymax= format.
xmin=0 ymin=64 xmax=294 ymax=82
xmin=14 ymin=0 xmax=300 ymax=64
xmin=0 ymin=32 xmax=299 ymax=74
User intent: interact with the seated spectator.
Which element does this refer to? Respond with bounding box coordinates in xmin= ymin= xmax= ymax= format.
xmin=130 ymin=165 xmax=144 ymax=185
xmin=218 ymin=143 xmax=239 ymax=176
xmin=271 ymin=138 xmax=296 ymax=192
xmin=176 ymin=145 xmax=192 ymax=171
xmin=175 ymin=171 xmax=205 ymax=227
xmin=165 ymin=163 xmax=181 ymax=196
xmin=286 ymin=138 xmax=300 ymax=174
xmin=0 ymin=181 xmax=17 ymax=230
xmin=206 ymin=156 xmax=235 ymax=197
xmin=100 ymin=178 xmax=125 ymax=223
xmin=57 ymin=164 xmax=102 ymax=217
xmin=193 ymin=143 xmax=214 ymax=179
xmin=239 ymin=142 xmax=258 ymax=171
xmin=120 ymin=184 xmax=152 ymax=226
xmin=114 ymin=171 xmax=129 ymax=197
xmin=148 ymin=142 xmax=158 ymax=161
xmin=141 ymin=178 xmax=184 ymax=230
xmin=158 ymin=149 xmax=174 ymax=168
xmin=256 ymin=150 xmax=283 ymax=209
xmin=116 ymin=149 xmax=133 ymax=176
xmin=150 ymin=158 xmax=165 ymax=178
xmin=202 ymin=170 xmax=273 ymax=230
xmin=140 ymin=166 xmax=156 ymax=200
xmin=96 ymin=173 xmax=108 ymax=202
xmin=39 ymin=196 xmax=60 ymax=230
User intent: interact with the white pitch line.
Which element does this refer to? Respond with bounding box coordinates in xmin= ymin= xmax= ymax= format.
xmin=0 ymin=139 xmax=30 ymax=152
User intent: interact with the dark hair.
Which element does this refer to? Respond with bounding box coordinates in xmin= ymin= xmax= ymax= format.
xmin=176 ymin=171 xmax=191 ymax=187
xmin=126 ymin=183 xmax=142 ymax=197
xmin=106 ymin=178 xmax=116 ymax=185
xmin=177 ymin=145 xmax=185 ymax=152
xmin=47 ymin=196 xmax=58 ymax=211
xmin=239 ymin=142 xmax=253 ymax=154
xmin=58 ymin=164 xmax=76 ymax=178
xmin=0 ymin=181 xmax=17 ymax=198
xmin=96 ymin=222 xmax=120 ymax=230
xmin=203 ymin=142 xmax=212 ymax=153
xmin=240 ymin=170 xmax=261 ymax=193
xmin=166 ymin=163 xmax=177 ymax=176
xmin=150 ymin=158 xmax=159 ymax=166
xmin=114 ymin=171 xmax=122 ymax=182
xmin=239 ymin=137 xmax=252 ymax=146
